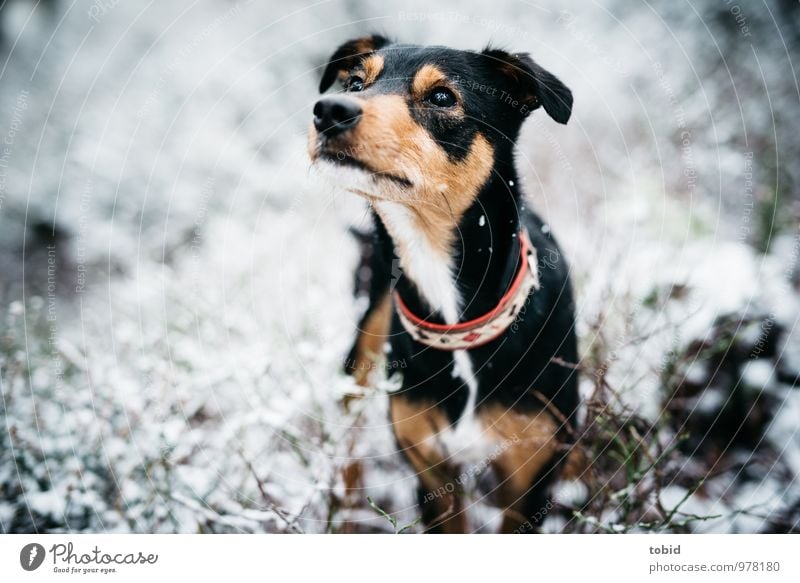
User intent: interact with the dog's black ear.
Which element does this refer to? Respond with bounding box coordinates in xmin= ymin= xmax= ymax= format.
xmin=319 ymin=34 xmax=390 ymax=93
xmin=482 ymin=48 xmax=573 ymax=124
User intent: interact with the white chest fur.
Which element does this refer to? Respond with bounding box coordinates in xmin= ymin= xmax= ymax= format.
xmin=374 ymin=200 xmax=462 ymax=324
xmin=374 ymin=200 xmax=480 ymax=430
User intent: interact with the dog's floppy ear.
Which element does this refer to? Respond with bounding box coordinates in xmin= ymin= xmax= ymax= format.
xmin=319 ymin=34 xmax=390 ymax=93
xmin=482 ymin=48 xmax=573 ymax=124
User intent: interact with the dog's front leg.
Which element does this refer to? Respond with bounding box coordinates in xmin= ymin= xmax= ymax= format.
xmin=480 ymin=405 xmax=562 ymax=533
xmin=390 ymin=394 xmax=467 ymax=533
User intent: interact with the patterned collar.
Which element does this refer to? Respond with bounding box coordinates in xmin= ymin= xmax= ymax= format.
xmin=394 ymin=230 xmax=540 ymax=351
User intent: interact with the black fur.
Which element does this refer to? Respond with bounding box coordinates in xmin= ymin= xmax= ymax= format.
xmin=320 ymin=36 xmax=578 ymax=531
xmin=378 ymin=178 xmax=579 ymax=430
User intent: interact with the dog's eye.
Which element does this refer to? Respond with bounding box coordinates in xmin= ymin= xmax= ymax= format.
xmin=426 ymin=87 xmax=457 ymax=107
xmin=345 ymin=76 xmax=364 ymax=92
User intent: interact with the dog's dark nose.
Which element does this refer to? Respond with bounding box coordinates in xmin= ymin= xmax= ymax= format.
xmin=313 ymin=97 xmax=362 ymax=137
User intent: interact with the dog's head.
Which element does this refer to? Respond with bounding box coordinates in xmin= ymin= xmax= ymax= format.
xmin=308 ymin=35 xmax=572 ymax=215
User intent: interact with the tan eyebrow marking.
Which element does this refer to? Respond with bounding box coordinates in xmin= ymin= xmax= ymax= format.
xmin=354 ymin=54 xmax=385 ymax=86
xmin=411 ymin=64 xmax=460 ymax=101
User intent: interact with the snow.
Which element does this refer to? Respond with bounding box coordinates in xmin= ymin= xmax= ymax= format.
xmin=1 ymin=0 xmax=798 ymax=533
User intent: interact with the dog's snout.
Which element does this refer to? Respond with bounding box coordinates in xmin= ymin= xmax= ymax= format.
xmin=313 ymin=97 xmax=362 ymax=137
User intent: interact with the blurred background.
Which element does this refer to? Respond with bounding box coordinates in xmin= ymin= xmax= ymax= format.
xmin=0 ymin=0 xmax=798 ymax=533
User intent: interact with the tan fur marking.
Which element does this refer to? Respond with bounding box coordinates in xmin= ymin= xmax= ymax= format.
xmin=411 ymin=64 xmax=457 ymax=101
xmin=308 ymin=89 xmax=494 ymax=317
xmin=331 ymin=38 xmax=384 ymax=86
xmin=356 ymin=54 xmax=384 ymax=87
xmin=352 ymin=37 xmax=380 ymax=54
xmin=349 ymin=291 xmax=392 ymax=387
xmin=479 ymin=405 xmax=560 ymax=532
xmin=390 ymin=395 xmax=467 ymax=533
xmin=335 ymin=94 xmax=493 ymax=259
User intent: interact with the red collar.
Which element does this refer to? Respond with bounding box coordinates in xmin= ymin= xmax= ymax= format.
xmin=394 ymin=230 xmax=540 ymax=350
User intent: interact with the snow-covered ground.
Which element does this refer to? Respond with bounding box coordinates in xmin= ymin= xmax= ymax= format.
xmin=1 ymin=0 xmax=798 ymax=533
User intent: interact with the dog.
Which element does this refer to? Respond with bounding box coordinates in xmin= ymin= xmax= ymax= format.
xmin=308 ymin=35 xmax=579 ymax=533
